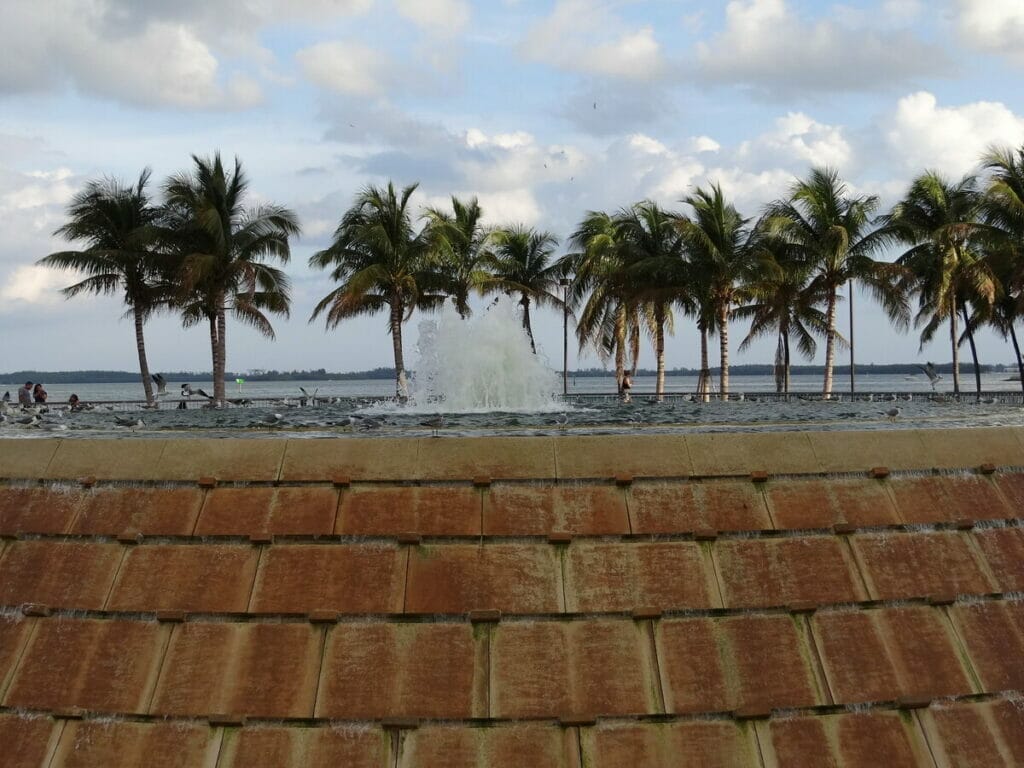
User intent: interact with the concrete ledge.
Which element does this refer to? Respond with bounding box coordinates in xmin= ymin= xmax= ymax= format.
xmin=0 ymin=439 xmax=61 ymax=479
xmin=555 ymin=435 xmax=690 ymax=478
xmin=43 ymin=440 xmax=167 ymax=481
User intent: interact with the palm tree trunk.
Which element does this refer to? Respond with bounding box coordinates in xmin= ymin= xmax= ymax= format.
xmin=133 ymin=309 xmax=154 ymax=405
xmin=698 ymin=322 xmax=710 ymax=402
xmin=521 ymin=294 xmax=536 ymax=354
xmin=614 ymin=308 xmax=626 ymax=395
xmin=822 ymin=290 xmax=837 ymax=397
xmin=390 ymin=301 xmax=409 ymax=398
xmin=717 ymin=302 xmax=729 ymax=396
xmin=962 ymin=306 xmax=982 ymax=398
xmin=1010 ymin=323 xmax=1024 ymax=395
xmin=783 ymin=330 xmax=792 ymax=395
xmin=654 ymin=304 xmax=665 ymax=402
xmin=208 ymin=315 xmax=218 ymax=402
xmin=629 ymin=318 xmax=640 ymax=376
xmin=950 ymin=298 xmax=961 ymax=394
xmin=215 ymin=306 xmax=227 ymax=405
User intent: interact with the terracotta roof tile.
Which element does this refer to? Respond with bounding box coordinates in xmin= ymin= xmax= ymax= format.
xmin=890 ymin=475 xmax=1010 ymax=524
xmin=491 ymin=619 xmax=656 ymax=718
xmin=484 ymin=483 xmax=628 ymax=536
xmin=317 ymin=622 xmax=482 ymax=719
xmin=399 ymin=723 xmax=578 ymax=768
xmin=51 ymin=719 xmax=219 ymax=768
xmin=714 ymin=536 xmax=866 ymax=608
xmin=0 ymin=486 xmax=80 ymax=535
xmin=0 ymin=540 xmax=122 ymax=609
xmin=948 ymin=601 xmax=1024 ymax=692
xmin=851 ymin=531 xmax=995 ymax=600
xmin=250 ymin=544 xmax=406 ymax=614
xmin=0 ymin=714 xmax=57 ymax=768
xmin=2 ymin=618 xmax=163 ymax=713
xmin=628 ymin=480 xmax=771 ymax=534
xmin=218 ymin=725 xmax=388 ymax=768
xmin=763 ymin=710 xmax=929 ymax=767
xmin=656 ymin=614 xmax=822 ymax=714
xmin=994 ymin=472 xmax=1024 ymax=509
xmin=0 ymin=615 xmax=32 ymax=695
xmin=812 ymin=606 xmax=975 ymax=703
xmin=196 ymin=486 xmax=338 ymax=536
xmin=69 ymin=487 xmax=203 ymax=536
xmin=580 ymin=720 xmax=759 ymax=767
xmin=405 ymin=543 xmax=561 ymax=614
xmin=973 ymin=527 xmax=1024 ymax=591
xmin=150 ymin=622 xmax=321 ymax=718
xmin=766 ymin=478 xmax=899 ymax=530
xmin=106 ymin=544 xmax=259 ymax=613
xmin=339 ymin=485 xmax=481 ymax=536
xmin=563 ymin=541 xmax=717 ymax=612
xmin=920 ymin=699 xmax=1024 ymax=767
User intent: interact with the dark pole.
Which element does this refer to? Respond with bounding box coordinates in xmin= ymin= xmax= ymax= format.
xmin=848 ymin=279 xmax=856 ymax=394
xmin=560 ymin=278 xmax=570 ymax=396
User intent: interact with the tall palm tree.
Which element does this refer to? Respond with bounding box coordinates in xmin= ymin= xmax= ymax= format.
xmin=422 ymin=196 xmax=492 ymax=319
xmin=39 ymin=169 xmax=166 ymax=404
xmin=617 ymin=202 xmax=687 ymax=400
xmin=734 ymin=235 xmax=830 ymax=394
xmin=981 ymin=145 xmax=1024 ymax=392
xmin=483 ymin=226 xmax=564 ymax=353
xmin=766 ymin=167 xmax=907 ymax=397
xmin=878 ymin=171 xmax=995 ymax=394
xmin=310 ymin=181 xmax=441 ymax=398
xmin=679 ymin=184 xmax=760 ymax=396
xmin=164 ymin=153 xmax=298 ymax=405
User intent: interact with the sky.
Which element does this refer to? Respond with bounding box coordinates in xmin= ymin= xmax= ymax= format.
xmin=2 ymin=0 xmax=1024 ymax=375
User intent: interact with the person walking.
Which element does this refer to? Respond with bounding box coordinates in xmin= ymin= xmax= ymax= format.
xmin=18 ymin=381 xmax=33 ymax=406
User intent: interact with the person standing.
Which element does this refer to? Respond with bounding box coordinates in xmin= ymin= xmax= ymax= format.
xmin=18 ymin=381 xmax=33 ymax=406
xmin=621 ymin=371 xmax=633 ymax=403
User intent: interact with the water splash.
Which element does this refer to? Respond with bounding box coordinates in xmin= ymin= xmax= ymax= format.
xmin=409 ymin=298 xmax=563 ymax=413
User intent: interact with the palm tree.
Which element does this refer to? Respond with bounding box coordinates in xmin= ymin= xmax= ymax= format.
xmin=734 ymin=235 xmax=830 ymax=394
xmin=423 ymin=196 xmax=492 ymax=319
xmin=39 ymin=169 xmax=166 ymax=405
xmin=679 ymin=184 xmax=760 ymax=396
xmin=766 ymin=167 xmax=907 ymax=397
xmin=981 ymin=145 xmax=1024 ymax=392
xmin=483 ymin=226 xmax=564 ymax=353
xmin=310 ymin=182 xmax=441 ymax=398
xmin=878 ymin=171 xmax=995 ymax=394
xmin=164 ymin=153 xmax=298 ymax=405
xmin=616 ymin=202 xmax=687 ymax=400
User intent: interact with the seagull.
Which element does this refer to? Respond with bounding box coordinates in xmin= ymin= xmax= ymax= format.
xmin=1 ymin=392 xmax=8 ymax=403
xmin=299 ymin=386 xmax=319 ymax=406
xmin=114 ymin=416 xmax=145 ymax=429
xmin=152 ymin=373 xmax=168 ymax=397
xmin=15 ymin=414 xmax=39 ymax=427
xmin=260 ymin=412 xmax=284 ymax=426
xmin=546 ymin=412 xmax=569 ymax=429
xmin=917 ymin=362 xmax=942 ymax=391
xmin=357 ymin=417 xmax=383 ymax=431
xmin=885 ymin=406 xmax=901 ymax=422
xmin=229 ymin=398 xmax=252 ymax=406
xmin=420 ymin=415 xmax=446 ymax=436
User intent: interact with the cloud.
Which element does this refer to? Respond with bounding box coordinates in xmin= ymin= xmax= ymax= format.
xmin=736 ymin=112 xmax=853 ymax=172
xmin=954 ymin=0 xmax=1024 ymax=64
xmin=884 ymin=91 xmax=1024 ymax=178
xmin=520 ymin=0 xmax=667 ymax=80
xmin=394 ymin=0 xmax=471 ymax=36
xmin=695 ymin=0 xmax=949 ymax=97
xmin=0 ymin=266 xmax=70 ymax=306
xmin=296 ymin=41 xmax=394 ymax=97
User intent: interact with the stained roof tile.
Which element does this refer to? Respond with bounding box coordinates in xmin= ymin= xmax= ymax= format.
xmin=196 ymin=486 xmax=338 ymax=536
xmin=484 ymin=483 xmax=628 ymax=536
xmin=405 ymin=543 xmax=561 ymax=614
xmin=0 ymin=540 xmax=122 ymax=609
xmin=948 ymin=601 xmax=1024 ymax=692
xmin=218 ymin=724 xmax=388 ymax=768
xmin=0 ymin=486 xmax=80 ymax=535
xmin=973 ymin=527 xmax=1024 ymax=591
xmin=581 ymin=720 xmax=759 ymax=768
xmin=920 ymin=698 xmax=1024 ymax=767
xmin=51 ymin=719 xmax=220 ymax=768
xmin=564 ymin=541 xmax=716 ymax=612
xmin=250 ymin=544 xmax=406 ymax=614
xmin=628 ymin=480 xmax=771 ymax=534
xmin=766 ymin=478 xmax=898 ymax=530
xmin=106 ymin=544 xmax=259 ymax=613
xmin=150 ymin=622 xmax=321 ymax=719
xmin=339 ymin=485 xmax=480 ymax=536
xmin=3 ymin=618 xmax=163 ymax=713
xmin=69 ymin=487 xmax=204 ymax=536
xmin=890 ymin=475 xmax=1010 ymax=524
xmin=0 ymin=714 xmax=57 ymax=768
xmin=399 ymin=723 xmax=578 ymax=768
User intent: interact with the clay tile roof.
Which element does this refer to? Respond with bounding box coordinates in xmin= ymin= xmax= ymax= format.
xmin=1 ymin=428 xmax=1023 ymax=766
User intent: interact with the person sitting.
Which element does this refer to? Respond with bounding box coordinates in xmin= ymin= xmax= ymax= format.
xmin=33 ymin=383 xmax=48 ymax=403
xmin=68 ymin=394 xmax=81 ymax=410
xmin=18 ymin=381 xmax=33 ymax=406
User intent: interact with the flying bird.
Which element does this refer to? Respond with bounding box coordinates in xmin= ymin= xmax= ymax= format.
xmin=152 ymin=373 xmax=168 ymax=397
xmin=917 ymin=362 xmax=942 ymax=391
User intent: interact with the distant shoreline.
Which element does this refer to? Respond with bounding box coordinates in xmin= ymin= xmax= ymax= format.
xmin=0 ymin=362 xmax=1013 ymax=385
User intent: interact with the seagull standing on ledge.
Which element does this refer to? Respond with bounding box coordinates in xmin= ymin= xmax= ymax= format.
xmin=886 ymin=407 xmax=901 ymax=422
xmin=420 ymin=415 xmax=446 ymax=437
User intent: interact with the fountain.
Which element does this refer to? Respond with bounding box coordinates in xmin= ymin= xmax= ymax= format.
xmin=410 ymin=298 xmax=563 ymax=412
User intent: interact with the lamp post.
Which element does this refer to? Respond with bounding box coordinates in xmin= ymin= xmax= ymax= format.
xmin=560 ymin=278 xmax=571 ymax=396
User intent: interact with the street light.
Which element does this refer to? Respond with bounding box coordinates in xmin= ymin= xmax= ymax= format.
xmin=560 ymin=277 xmax=571 ymax=396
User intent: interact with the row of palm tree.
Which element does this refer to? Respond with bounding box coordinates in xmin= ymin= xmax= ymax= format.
xmin=44 ymin=145 xmax=1024 ymax=402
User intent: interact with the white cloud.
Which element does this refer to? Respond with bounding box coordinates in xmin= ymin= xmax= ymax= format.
xmin=695 ymin=0 xmax=948 ymax=97
xmin=394 ymin=0 xmax=471 ymax=36
xmin=296 ymin=41 xmax=393 ymax=97
xmin=520 ymin=0 xmax=666 ymax=79
xmin=737 ymin=112 xmax=853 ymax=171
xmin=0 ymin=266 xmax=70 ymax=306
xmin=885 ymin=91 xmax=1024 ymax=178
xmin=955 ymin=0 xmax=1024 ymax=64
